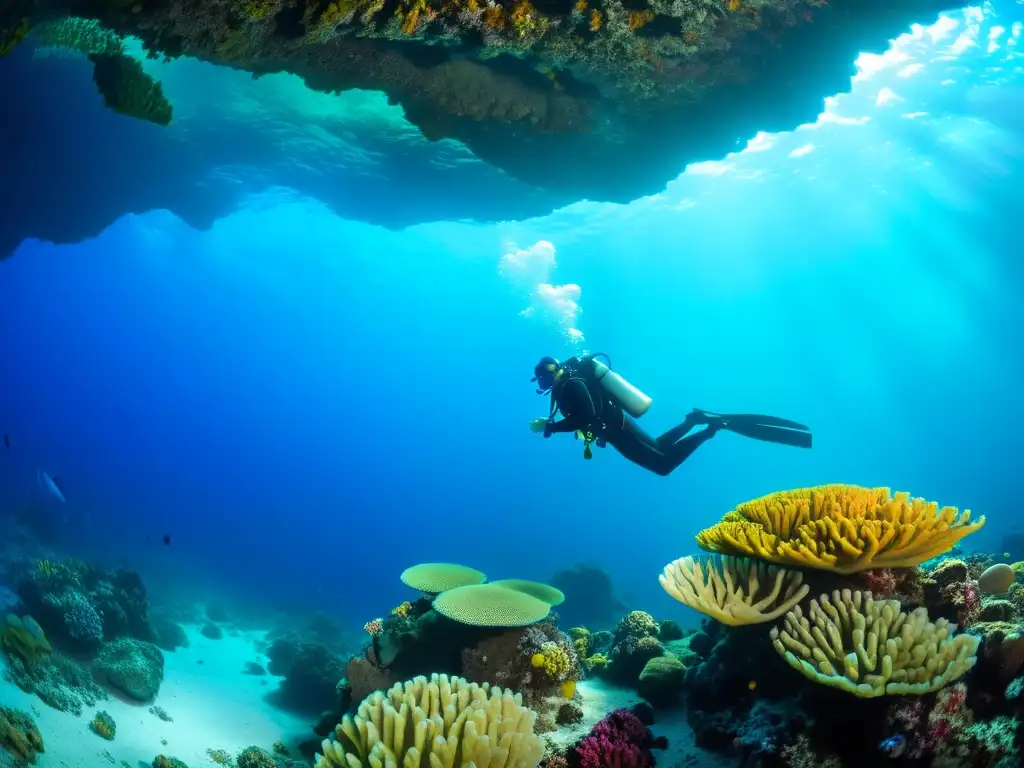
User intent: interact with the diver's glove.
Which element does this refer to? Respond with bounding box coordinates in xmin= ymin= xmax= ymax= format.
xmin=543 ymin=421 xmax=553 ymax=438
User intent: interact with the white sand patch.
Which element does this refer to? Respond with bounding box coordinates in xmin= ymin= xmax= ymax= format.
xmin=0 ymin=625 xmax=311 ymax=768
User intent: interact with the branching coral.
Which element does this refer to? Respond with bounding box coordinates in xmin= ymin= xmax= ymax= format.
xmin=696 ymin=485 xmax=985 ymax=573
xmin=659 ymin=555 xmax=809 ymax=626
xmin=314 ymin=673 xmax=544 ymax=768
xmin=769 ymin=589 xmax=980 ymax=697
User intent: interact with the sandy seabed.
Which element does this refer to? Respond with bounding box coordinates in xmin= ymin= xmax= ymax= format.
xmin=1 ymin=627 xmax=729 ymax=768
xmin=0 ymin=625 xmax=309 ymax=768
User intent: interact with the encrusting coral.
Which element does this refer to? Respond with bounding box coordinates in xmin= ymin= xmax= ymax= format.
xmin=696 ymin=485 xmax=985 ymax=574
xmin=659 ymin=555 xmax=809 ymax=626
xmin=314 ymin=673 xmax=544 ymax=768
xmin=769 ymin=589 xmax=980 ymax=697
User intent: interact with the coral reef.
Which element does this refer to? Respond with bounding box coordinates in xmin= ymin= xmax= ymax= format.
xmin=659 ymin=554 xmax=809 ymax=625
xmin=573 ymin=708 xmax=665 ymax=767
xmin=314 ymin=674 xmax=544 ymax=768
xmin=769 ymin=589 xmax=980 ymax=696
xmin=1 ymin=614 xmax=51 ymax=664
xmin=636 ymin=655 xmax=686 ymax=707
xmin=696 ymin=485 xmax=985 ymax=573
xmin=16 ymin=559 xmax=157 ymax=656
xmin=237 ymin=746 xmax=277 ymax=768
xmin=151 ymin=617 xmax=189 ymax=652
xmin=3 ymin=647 xmax=108 ymax=715
xmin=267 ymin=634 xmax=347 ymax=713
xmin=94 ymin=637 xmax=165 ymax=701
xmin=0 ymin=705 xmax=44 ymax=764
xmin=550 ymin=565 xmax=626 ymax=630
xmin=89 ymin=709 xmax=116 ymax=740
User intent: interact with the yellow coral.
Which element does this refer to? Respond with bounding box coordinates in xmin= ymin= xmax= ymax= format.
xmin=659 ymin=555 xmax=809 ymax=626
xmin=391 ymin=601 xmax=412 ymax=617
xmin=509 ymin=0 xmax=546 ymax=39
xmin=628 ymin=10 xmax=654 ymax=30
xmin=531 ymin=642 xmax=572 ymax=680
xmin=770 ymin=589 xmax=980 ymax=697
xmin=244 ymin=0 xmax=275 ymax=19
xmin=483 ymin=6 xmax=504 ymax=29
xmin=573 ymin=636 xmax=589 ymax=658
xmin=589 ymin=9 xmax=601 ymax=32
xmin=314 ymin=674 xmax=544 ymax=768
xmin=695 ymin=485 xmax=985 ymax=574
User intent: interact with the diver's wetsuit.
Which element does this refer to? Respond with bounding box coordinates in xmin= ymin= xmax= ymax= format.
xmin=546 ymin=372 xmax=718 ymax=477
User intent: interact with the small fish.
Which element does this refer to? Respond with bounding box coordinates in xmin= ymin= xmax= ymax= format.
xmin=3 ymin=434 xmax=9 ymax=449
xmin=748 ymin=680 xmax=757 ymax=691
xmin=879 ymin=734 xmax=906 ymax=758
xmin=37 ymin=470 xmax=66 ymax=504
xmin=162 ymin=534 xmax=171 ymax=546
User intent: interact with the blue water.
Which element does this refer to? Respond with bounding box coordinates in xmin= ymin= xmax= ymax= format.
xmin=1 ymin=4 xmax=1022 ymax=633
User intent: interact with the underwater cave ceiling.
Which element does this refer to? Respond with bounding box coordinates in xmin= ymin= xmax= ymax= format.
xmin=1 ymin=0 xmax=954 ymax=254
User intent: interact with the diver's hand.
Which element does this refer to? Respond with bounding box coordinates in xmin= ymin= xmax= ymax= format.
xmin=529 ymin=418 xmax=548 ymax=434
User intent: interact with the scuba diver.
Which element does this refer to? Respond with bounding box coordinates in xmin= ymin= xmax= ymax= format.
xmin=529 ymin=354 xmax=811 ymax=476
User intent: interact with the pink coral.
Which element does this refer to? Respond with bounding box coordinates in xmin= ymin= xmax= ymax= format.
xmin=574 ymin=709 xmax=653 ymax=768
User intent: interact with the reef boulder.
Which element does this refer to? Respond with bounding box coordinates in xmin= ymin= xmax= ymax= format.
xmin=94 ymin=637 xmax=165 ymax=701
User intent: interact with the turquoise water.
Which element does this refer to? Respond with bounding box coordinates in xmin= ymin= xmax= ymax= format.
xmin=0 ymin=5 xmax=1022 ymax=767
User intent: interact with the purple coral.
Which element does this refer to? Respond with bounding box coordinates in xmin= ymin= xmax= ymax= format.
xmin=574 ymin=709 xmax=656 ymax=768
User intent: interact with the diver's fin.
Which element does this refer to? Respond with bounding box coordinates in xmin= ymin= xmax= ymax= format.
xmin=722 ymin=420 xmax=812 ymax=449
xmin=698 ymin=411 xmax=811 ymax=449
xmin=717 ymin=413 xmax=810 ymax=432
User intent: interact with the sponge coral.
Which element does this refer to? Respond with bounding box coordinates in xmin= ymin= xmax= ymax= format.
xmin=769 ymin=589 xmax=980 ymax=697
xmin=659 ymin=555 xmax=809 ymax=626
xmin=314 ymin=673 xmax=544 ymax=768
xmin=696 ymin=485 xmax=985 ymax=574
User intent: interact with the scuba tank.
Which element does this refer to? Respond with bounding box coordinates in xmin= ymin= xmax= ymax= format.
xmin=590 ymin=354 xmax=652 ymax=418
